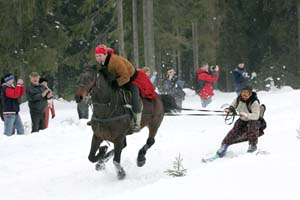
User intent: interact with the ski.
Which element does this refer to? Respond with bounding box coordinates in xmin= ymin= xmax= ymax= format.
xmin=201 ymin=151 xmax=242 ymax=163
xmin=201 ymin=154 xmax=220 ymax=163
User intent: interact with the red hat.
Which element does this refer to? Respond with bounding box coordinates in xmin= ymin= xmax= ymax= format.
xmin=107 ymin=47 xmax=115 ymax=55
xmin=95 ymin=44 xmax=107 ymax=55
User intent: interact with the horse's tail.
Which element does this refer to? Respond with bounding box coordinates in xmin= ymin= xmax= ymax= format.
xmin=159 ymin=94 xmax=178 ymax=113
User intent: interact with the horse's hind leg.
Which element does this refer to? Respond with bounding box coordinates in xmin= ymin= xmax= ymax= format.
xmin=137 ymin=125 xmax=157 ymax=167
xmin=113 ymin=137 xmax=127 ymax=180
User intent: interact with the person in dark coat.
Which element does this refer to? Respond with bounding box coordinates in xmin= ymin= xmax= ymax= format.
xmin=26 ymin=72 xmax=53 ymax=133
xmin=232 ymin=62 xmax=250 ymax=94
xmin=1 ymin=74 xmax=25 ymax=136
xmin=161 ymin=67 xmax=185 ymax=109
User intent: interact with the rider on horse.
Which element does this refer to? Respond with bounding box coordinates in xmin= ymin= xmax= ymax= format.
xmin=94 ymin=44 xmax=157 ymax=132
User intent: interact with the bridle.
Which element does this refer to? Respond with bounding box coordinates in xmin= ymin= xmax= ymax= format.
xmin=77 ymin=70 xmax=97 ymax=104
xmin=78 ymin=69 xmax=129 ymax=123
xmin=78 ymin=83 xmax=93 ymax=93
xmin=78 ymin=69 xmax=97 ymax=94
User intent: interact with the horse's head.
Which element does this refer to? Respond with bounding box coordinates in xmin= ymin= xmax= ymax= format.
xmin=75 ymin=65 xmax=97 ymax=103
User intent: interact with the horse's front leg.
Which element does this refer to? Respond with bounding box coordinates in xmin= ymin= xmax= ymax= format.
xmin=113 ymin=137 xmax=127 ymax=180
xmin=88 ymin=134 xmax=103 ymax=163
xmin=95 ymin=148 xmax=114 ymax=171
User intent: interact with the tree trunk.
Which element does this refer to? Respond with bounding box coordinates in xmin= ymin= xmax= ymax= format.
xmin=192 ymin=21 xmax=199 ymax=72
xmin=156 ymin=46 xmax=162 ymax=76
xmin=143 ymin=0 xmax=155 ymax=71
xmin=132 ymin=0 xmax=139 ymax=68
xmin=208 ymin=0 xmax=220 ymax=89
xmin=172 ymin=49 xmax=177 ymax=71
xmin=208 ymin=0 xmax=219 ymax=65
xmin=176 ymin=26 xmax=182 ymax=76
xmin=298 ymin=1 xmax=300 ymax=69
xmin=147 ymin=0 xmax=155 ymax=71
xmin=177 ymin=48 xmax=182 ymax=76
xmin=143 ymin=0 xmax=149 ymax=67
xmin=117 ymin=0 xmax=126 ymax=57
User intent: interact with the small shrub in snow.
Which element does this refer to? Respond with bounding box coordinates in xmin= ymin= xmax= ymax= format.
xmin=164 ymin=154 xmax=187 ymax=177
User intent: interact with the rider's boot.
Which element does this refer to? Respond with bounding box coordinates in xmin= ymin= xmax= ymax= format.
xmin=132 ymin=112 xmax=142 ymax=132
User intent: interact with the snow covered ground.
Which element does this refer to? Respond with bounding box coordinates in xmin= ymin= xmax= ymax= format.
xmin=1 ymin=87 xmax=300 ymax=200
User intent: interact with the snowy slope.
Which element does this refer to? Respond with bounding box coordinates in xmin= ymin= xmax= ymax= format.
xmin=0 ymin=87 xmax=300 ymax=200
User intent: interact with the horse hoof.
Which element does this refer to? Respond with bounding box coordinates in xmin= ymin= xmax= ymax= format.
xmin=137 ymin=159 xmax=146 ymax=167
xmin=99 ymin=146 xmax=108 ymax=155
xmin=95 ymin=161 xmax=105 ymax=171
xmin=117 ymin=168 xmax=126 ymax=180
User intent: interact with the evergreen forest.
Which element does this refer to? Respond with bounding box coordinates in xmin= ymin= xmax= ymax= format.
xmin=0 ymin=0 xmax=299 ymax=99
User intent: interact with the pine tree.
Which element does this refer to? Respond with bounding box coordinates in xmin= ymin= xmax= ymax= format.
xmin=164 ymin=154 xmax=187 ymax=177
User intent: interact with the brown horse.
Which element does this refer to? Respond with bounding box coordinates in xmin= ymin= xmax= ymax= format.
xmin=75 ymin=65 xmax=177 ymax=180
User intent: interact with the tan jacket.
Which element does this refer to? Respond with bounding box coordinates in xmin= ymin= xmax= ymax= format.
xmin=107 ymin=54 xmax=135 ymax=86
xmin=231 ymin=98 xmax=260 ymax=121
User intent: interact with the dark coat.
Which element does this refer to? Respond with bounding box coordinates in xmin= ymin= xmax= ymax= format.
xmin=162 ymin=76 xmax=185 ymax=101
xmin=26 ymin=83 xmax=48 ymax=113
xmin=232 ymin=67 xmax=250 ymax=93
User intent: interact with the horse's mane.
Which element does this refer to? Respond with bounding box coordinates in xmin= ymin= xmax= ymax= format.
xmin=83 ymin=64 xmax=97 ymax=73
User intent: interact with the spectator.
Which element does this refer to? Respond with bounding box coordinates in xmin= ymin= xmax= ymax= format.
xmin=161 ymin=67 xmax=185 ymax=109
xmin=39 ymin=78 xmax=55 ymax=128
xmin=141 ymin=66 xmax=157 ymax=84
xmin=1 ymin=74 xmax=25 ymax=136
xmin=232 ymin=62 xmax=250 ymax=94
xmin=196 ymin=63 xmax=220 ymax=108
xmin=26 ymin=72 xmax=53 ymax=133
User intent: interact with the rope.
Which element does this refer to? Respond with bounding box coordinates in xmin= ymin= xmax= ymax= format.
xmin=165 ymin=113 xmax=230 ymax=117
xmin=179 ymin=107 xmax=224 ymax=113
xmin=165 ymin=105 xmax=238 ymax=125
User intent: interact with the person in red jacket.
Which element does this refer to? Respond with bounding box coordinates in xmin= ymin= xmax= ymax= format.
xmin=196 ymin=63 xmax=220 ymax=108
xmin=1 ymin=74 xmax=25 ymax=136
xmin=39 ymin=78 xmax=55 ymax=128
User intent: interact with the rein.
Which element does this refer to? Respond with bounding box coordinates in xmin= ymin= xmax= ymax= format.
xmin=87 ymin=71 xmax=129 ymax=123
xmin=92 ymin=114 xmax=131 ymax=124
